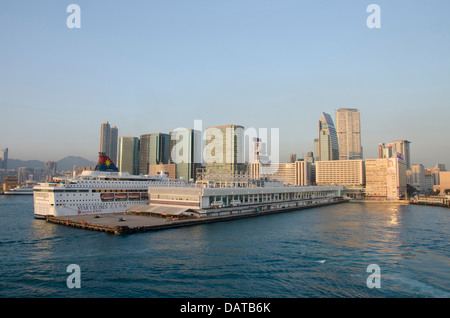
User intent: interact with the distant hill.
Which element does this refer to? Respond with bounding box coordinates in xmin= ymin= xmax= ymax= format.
xmin=7 ymin=156 xmax=96 ymax=171
xmin=7 ymin=159 xmax=45 ymax=170
xmin=56 ymin=156 xmax=96 ymax=171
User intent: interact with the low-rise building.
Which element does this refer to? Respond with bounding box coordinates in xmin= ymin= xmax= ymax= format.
xmin=315 ymin=160 xmax=365 ymax=186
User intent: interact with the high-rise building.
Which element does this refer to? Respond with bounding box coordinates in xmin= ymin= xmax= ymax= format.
xmin=110 ymin=126 xmax=119 ymax=164
xmin=336 ymin=108 xmax=362 ymax=160
xmin=205 ymin=125 xmax=246 ymax=176
xmin=407 ymin=164 xmax=426 ymax=194
xmin=18 ymin=167 xmax=35 ymax=183
xmin=394 ymin=140 xmax=411 ymax=170
xmin=118 ymin=137 xmax=140 ymax=175
xmin=44 ymin=161 xmax=57 ymax=175
xmin=251 ymin=137 xmax=270 ymax=165
xmin=44 ymin=161 xmax=57 ymax=182
xmin=318 ymin=112 xmax=339 ymax=161
xmin=139 ymin=134 xmax=151 ymax=175
xmin=306 ymin=152 xmax=314 ymax=163
xmin=0 ymin=148 xmax=8 ymax=170
xmin=100 ymin=121 xmax=111 ymax=157
xmin=425 ymin=163 xmax=446 ymax=187
xmin=365 ymin=156 xmax=407 ymax=199
xmin=290 ymin=154 xmax=297 ymax=163
xmin=313 ymin=138 xmax=319 ymax=162
xmin=251 ymin=138 xmax=262 ymax=164
xmin=169 ymin=128 xmax=202 ymax=181
xmin=378 ymin=140 xmax=411 ymax=169
xmin=99 ymin=121 xmax=119 ymax=163
xmin=139 ymin=133 xmax=169 ymax=175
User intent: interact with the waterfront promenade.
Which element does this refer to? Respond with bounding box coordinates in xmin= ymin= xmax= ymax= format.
xmin=411 ymin=196 xmax=450 ymax=209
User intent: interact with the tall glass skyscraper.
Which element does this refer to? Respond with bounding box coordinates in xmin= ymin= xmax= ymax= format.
xmin=139 ymin=133 xmax=169 ymax=175
xmin=205 ymin=124 xmax=246 ymax=176
xmin=110 ymin=125 xmax=119 ymax=165
xmin=335 ymin=108 xmax=362 ymax=160
xmin=318 ymin=112 xmax=339 ymax=161
xmin=118 ymin=137 xmax=140 ymax=175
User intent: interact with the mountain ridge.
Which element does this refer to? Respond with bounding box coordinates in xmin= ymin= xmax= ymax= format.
xmin=7 ymin=156 xmax=96 ymax=171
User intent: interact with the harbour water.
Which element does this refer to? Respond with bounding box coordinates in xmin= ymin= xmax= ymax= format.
xmin=0 ymin=195 xmax=449 ymax=298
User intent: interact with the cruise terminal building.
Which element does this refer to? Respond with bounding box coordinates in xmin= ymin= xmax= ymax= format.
xmin=129 ymin=184 xmax=344 ymax=218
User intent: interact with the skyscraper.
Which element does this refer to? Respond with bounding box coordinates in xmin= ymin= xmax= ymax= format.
xmin=394 ymin=140 xmax=411 ymax=170
xmin=290 ymin=154 xmax=297 ymax=163
xmin=139 ymin=133 xmax=169 ymax=175
xmin=118 ymin=137 xmax=140 ymax=175
xmin=335 ymin=108 xmax=362 ymax=160
xmin=379 ymin=139 xmax=411 ymax=169
xmin=251 ymin=137 xmax=269 ymax=164
xmin=100 ymin=121 xmax=111 ymax=157
xmin=99 ymin=121 xmax=119 ymax=163
xmin=205 ymin=124 xmax=246 ymax=176
xmin=110 ymin=126 xmax=119 ymax=164
xmin=0 ymin=148 xmax=8 ymax=170
xmin=169 ymin=128 xmax=201 ymax=181
xmin=318 ymin=112 xmax=339 ymax=161
xmin=365 ymin=157 xmax=407 ymax=199
xmin=139 ymin=134 xmax=151 ymax=175
xmin=44 ymin=161 xmax=57 ymax=175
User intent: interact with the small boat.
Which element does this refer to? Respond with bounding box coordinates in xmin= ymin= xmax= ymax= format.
xmin=100 ymin=193 xmax=115 ymax=200
xmin=115 ymin=193 xmax=128 ymax=200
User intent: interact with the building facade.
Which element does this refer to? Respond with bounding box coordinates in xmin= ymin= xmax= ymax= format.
xmin=318 ymin=112 xmax=339 ymax=161
xmin=99 ymin=122 xmax=119 ymax=164
xmin=379 ymin=140 xmax=411 ymax=170
xmin=139 ymin=133 xmax=170 ymax=175
xmin=295 ymin=161 xmax=312 ymax=186
xmin=118 ymin=137 xmax=140 ymax=175
xmin=250 ymin=161 xmax=312 ymax=187
xmin=149 ymin=163 xmax=176 ymax=179
xmin=100 ymin=121 xmax=110 ymax=158
xmin=0 ymin=148 xmax=8 ymax=170
xmin=205 ymin=125 xmax=246 ymax=177
xmin=110 ymin=125 xmax=119 ymax=164
xmin=365 ymin=157 xmax=407 ymax=199
xmin=315 ymin=160 xmax=365 ymax=186
xmin=439 ymin=171 xmax=450 ymax=194
xmin=407 ymin=164 xmax=426 ymax=194
xmin=169 ymin=128 xmax=202 ymax=181
xmin=335 ymin=108 xmax=362 ymax=160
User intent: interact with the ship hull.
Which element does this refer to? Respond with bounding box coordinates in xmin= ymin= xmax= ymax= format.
xmin=34 ymin=199 xmax=149 ymax=218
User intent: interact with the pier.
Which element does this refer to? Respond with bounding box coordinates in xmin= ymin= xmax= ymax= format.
xmin=45 ymin=198 xmax=347 ymax=235
xmin=410 ymin=196 xmax=450 ymax=209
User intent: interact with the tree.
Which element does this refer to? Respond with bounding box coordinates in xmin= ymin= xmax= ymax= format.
xmin=406 ymin=184 xmax=417 ymax=198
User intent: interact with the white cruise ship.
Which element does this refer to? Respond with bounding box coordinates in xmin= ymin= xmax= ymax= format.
xmin=33 ymin=153 xmax=164 ymax=219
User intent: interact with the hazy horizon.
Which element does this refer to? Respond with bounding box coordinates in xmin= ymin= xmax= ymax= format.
xmin=1 ymin=1 xmax=449 ymax=169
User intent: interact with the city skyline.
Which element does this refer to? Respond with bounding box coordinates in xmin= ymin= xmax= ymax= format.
xmin=1 ymin=1 xmax=449 ymax=169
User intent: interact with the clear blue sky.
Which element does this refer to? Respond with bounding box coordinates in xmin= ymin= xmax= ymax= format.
xmin=1 ymin=0 xmax=449 ymax=168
